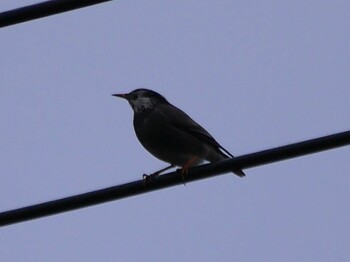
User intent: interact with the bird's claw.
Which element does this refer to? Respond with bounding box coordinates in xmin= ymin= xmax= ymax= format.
xmin=176 ymin=168 xmax=187 ymax=186
xmin=142 ymin=173 xmax=159 ymax=187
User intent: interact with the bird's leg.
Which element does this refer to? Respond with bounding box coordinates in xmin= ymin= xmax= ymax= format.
xmin=142 ymin=164 xmax=175 ymax=184
xmin=149 ymin=164 xmax=175 ymax=176
xmin=178 ymin=156 xmax=199 ymax=184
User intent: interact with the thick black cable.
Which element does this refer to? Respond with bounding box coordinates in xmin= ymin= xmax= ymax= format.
xmin=0 ymin=130 xmax=349 ymax=227
xmin=0 ymin=0 xmax=112 ymax=28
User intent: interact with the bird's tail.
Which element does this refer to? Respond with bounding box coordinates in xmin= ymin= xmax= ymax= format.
xmin=215 ymin=157 xmax=246 ymax=177
xmin=224 ymin=156 xmax=246 ymax=177
xmin=232 ymin=168 xmax=245 ymax=177
xmin=208 ymin=151 xmax=245 ymax=177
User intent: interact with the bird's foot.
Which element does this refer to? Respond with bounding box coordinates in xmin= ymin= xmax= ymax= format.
xmin=142 ymin=172 xmax=160 ymax=187
xmin=142 ymin=165 xmax=175 ymax=187
xmin=178 ymin=156 xmax=199 ymax=185
xmin=176 ymin=168 xmax=187 ymax=186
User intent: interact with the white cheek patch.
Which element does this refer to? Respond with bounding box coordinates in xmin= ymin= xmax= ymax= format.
xmin=131 ymin=97 xmax=154 ymax=112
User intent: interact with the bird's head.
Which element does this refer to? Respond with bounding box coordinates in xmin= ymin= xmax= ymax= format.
xmin=112 ymin=89 xmax=169 ymax=112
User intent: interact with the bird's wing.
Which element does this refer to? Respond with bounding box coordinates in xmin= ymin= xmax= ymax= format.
xmin=158 ymin=104 xmax=234 ymax=157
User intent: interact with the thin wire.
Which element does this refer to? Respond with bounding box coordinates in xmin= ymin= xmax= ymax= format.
xmin=0 ymin=0 xmax=113 ymax=28
xmin=0 ymin=130 xmax=349 ymax=227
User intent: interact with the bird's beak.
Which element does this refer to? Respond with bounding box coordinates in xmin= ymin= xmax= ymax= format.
xmin=112 ymin=93 xmax=127 ymax=99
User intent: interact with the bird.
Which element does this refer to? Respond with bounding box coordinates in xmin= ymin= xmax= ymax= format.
xmin=112 ymin=89 xmax=245 ymax=178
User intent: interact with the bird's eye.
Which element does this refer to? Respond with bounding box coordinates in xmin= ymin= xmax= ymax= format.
xmin=133 ymin=95 xmax=139 ymax=100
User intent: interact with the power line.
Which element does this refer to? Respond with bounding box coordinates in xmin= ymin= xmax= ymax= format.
xmin=0 ymin=130 xmax=349 ymax=227
xmin=0 ymin=0 xmax=113 ymax=28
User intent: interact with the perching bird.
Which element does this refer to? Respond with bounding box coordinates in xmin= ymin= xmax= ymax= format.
xmin=113 ymin=89 xmax=245 ymax=178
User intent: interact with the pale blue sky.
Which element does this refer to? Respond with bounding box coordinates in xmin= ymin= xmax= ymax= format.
xmin=1 ymin=1 xmax=349 ymax=261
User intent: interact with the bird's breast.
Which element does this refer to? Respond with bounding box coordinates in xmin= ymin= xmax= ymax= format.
xmin=132 ymin=111 xmax=210 ymax=166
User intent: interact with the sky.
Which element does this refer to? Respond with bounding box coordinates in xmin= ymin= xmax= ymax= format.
xmin=0 ymin=1 xmax=349 ymax=261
